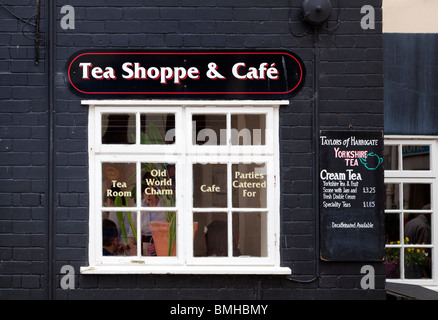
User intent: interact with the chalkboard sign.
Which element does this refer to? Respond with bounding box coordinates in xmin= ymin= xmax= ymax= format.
xmin=319 ymin=131 xmax=385 ymax=261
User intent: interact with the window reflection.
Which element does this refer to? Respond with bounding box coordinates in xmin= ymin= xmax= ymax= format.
xmin=102 ymin=163 xmax=136 ymax=208
xmin=102 ymin=213 xmax=137 ymax=256
xmin=141 ymin=113 xmax=175 ymax=145
xmin=383 ymin=144 xmax=432 ymax=171
xmin=405 ymin=213 xmax=431 ymax=245
xmin=384 ymin=183 xmax=399 ymax=210
xmin=385 ymin=213 xmax=400 ymax=244
xmin=384 ymin=181 xmax=432 ymax=280
xmin=139 ymin=163 xmax=176 ymax=256
xmin=193 ymin=164 xmax=227 ymax=208
xmin=404 ymin=249 xmax=432 ymax=279
xmin=232 ymin=163 xmax=267 ymax=208
xmin=383 ymin=145 xmax=398 ymax=171
xmin=231 ymin=114 xmax=266 ymax=145
xmin=385 ymin=248 xmax=400 ymax=279
xmin=232 ymin=212 xmax=267 ymax=257
xmin=402 ymin=145 xmax=430 ymax=170
xmin=141 ymin=212 xmax=177 ymax=257
xmin=193 ymin=212 xmax=228 ymax=257
xmin=403 ymin=184 xmax=430 ymax=210
xmin=141 ymin=163 xmax=176 ymax=207
xmin=192 ymin=114 xmax=226 ymax=145
xmin=102 ymin=113 xmax=136 ymax=144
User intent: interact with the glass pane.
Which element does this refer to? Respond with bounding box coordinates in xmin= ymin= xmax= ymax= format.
xmin=404 ymin=214 xmax=431 ymax=245
xmin=102 ymin=113 xmax=136 ymax=144
xmin=231 ymin=114 xmax=266 ymax=145
xmin=232 ymin=163 xmax=267 ymax=208
xmin=193 ymin=212 xmax=228 ymax=257
xmin=141 ymin=163 xmax=176 ymax=207
xmin=402 ymin=145 xmax=430 ymax=170
xmin=141 ymin=212 xmax=177 ymax=257
xmin=193 ymin=164 xmax=227 ymax=208
xmin=384 ymin=183 xmax=400 ymax=209
xmin=385 ymin=213 xmax=400 ymax=244
xmin=404 ymin=248 xmax=431 ymax=279
xmin=141 ymin=113 xmax=175 ymax=145
xmin=232 ymin=212 xmax=267 ymax=257
xmin=403 ymin=183 xmax=431 ymax=210
xmin=385 ymin=248 xmax=400 ymax=279
xmin=102 ymin=163 xmax=136 ymax=208
xmin=102 ymin=212 xmax=137 ymax=256
xmin=192 ymin=114 xmax=226 ymax=145
xmin=383 ymin=145 xmax=399 ymax=170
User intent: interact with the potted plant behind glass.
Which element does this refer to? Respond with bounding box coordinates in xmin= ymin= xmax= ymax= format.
xmin=404 ymin=237 xmax=428 ymax=279
xmin=129 ymin=122 xmax=197 ymax=256
xmin=143 ymin=161 xmax=177 ymax=256
xmin=113 ymin=195 xmax=137 ymax=247
xmin=385 ymin=244 xmax=400 ymax=279
xmin=386 ymin=237 xmax=429 ymax=279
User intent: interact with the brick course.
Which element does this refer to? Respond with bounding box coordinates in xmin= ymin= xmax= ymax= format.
xmin=0 ymin=1 xmax=384 ymax=299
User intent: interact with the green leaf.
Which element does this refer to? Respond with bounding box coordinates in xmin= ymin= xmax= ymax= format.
xmin=148 ymin=122 xmax=164 ymax=144
xmin=167 ymin=213 xmax=176 ymax=256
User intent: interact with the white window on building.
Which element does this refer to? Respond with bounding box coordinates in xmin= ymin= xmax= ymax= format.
xmin=81 ymin=100 xmax=291 ymax=275
xmin=384 ymin=136 xmax=438 ymax=284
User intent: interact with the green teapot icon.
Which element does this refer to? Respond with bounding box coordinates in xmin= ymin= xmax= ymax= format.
xmin=359 ymin=153 xmax=383 ymax=170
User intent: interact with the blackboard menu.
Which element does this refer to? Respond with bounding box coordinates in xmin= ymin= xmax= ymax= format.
xmin=319 ymin=131 xmax=385 ymax=261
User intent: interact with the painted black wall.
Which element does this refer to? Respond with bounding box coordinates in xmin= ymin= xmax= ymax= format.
xmin=0 ymin=0 xmax=384 ymax=300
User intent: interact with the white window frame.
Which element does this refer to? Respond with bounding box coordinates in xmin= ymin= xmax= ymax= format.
xmin=385 ymin=135 xmax=438 ymax=285
xmin=81 ymin=100 xmax=291 ymax=275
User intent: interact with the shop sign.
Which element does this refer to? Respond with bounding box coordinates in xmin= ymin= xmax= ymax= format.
xmin=319 ymin=131 xmax=385 ymax=262
xmin=66 ymin=50 xmax=305 ymax=99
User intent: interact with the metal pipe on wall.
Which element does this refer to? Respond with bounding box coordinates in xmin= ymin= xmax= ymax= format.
xmin=45 ymin=0 xmax=56 ymax=300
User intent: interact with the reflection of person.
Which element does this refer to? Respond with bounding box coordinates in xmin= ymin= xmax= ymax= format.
xmin=205 ymin=220 xmax=240 ymax=257
xmin=103 ymin=219 xmax=135 ymax=256
xmin=405 ymin=206 xmax=431 ymax=278
xmin=102 ymin=187 xmax=119 ymax=219
xmin=405 ymin=214 xmax=431 ymax=244
xmin=102 ymin=186 xmax=132 ymax=252
xmin=141 ymin=193 xmax=167 ymax=256
xmin=102 ymin=219 xmax=121 ymax=256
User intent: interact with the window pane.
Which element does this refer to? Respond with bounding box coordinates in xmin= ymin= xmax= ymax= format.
xmin=232 ymin=212 xmax=267 ymax=257
xmin=385 ymin=183 xmax=400 ymax=209
xmin=404 ymin=214 xmax=431 ymax=245
xmin=102 ymin=163 xmax=136 ymax=208
xmin=192 ymin=114 xmax=226 ymax=145
xmin=402 ymin=145 xmax=430 ymax=170
xmin=385 ymin=213 xmax=400 ymax=244
xmin=232 ymin=163 xmax=267 ymax=208
xmin=141 ymin=163 xmax=176 ymax=207
xmin=141 ymin=113 xmax=175 ymax=145
xmin=102 ymin=113 xmax=136 ymax=144
xmin=193 ymin=164 xmax=227 ymax=208
xmin=385 ymin=248 xmax=400 ymax=279
xmin=403 ymin=183 xmax=431 ymax=210
xmin=404 ymin=249 xmax=431 ymax=279
xmin=102 ymin=212 xmax=137 ymax=256
xmin=193 ymin=212 xmax=228 ymax=257
xmin=143 ymin=212 xmax=177 ymax=257
xmin=231 ymin=114 xmax=266 ymax=145
xmin=383 ymin=145 xmax=399 ymax=170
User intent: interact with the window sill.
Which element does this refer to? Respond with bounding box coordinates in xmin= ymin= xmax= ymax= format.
xmin=80 ymin=265 xmax=292 ymax=275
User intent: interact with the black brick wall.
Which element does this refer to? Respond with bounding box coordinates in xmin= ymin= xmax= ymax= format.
xmin=0 ymin=0 xmax=385 ymax=300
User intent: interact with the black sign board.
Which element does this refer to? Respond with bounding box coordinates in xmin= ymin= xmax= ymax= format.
xmin=66 ymin=50 xmax=305 ymax=99
xmin=319 ymin=131 xmax=385 ymax=261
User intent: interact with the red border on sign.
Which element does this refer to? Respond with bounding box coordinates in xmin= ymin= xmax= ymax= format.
xmin=68 ymin=52 xmax=304 ymax=96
